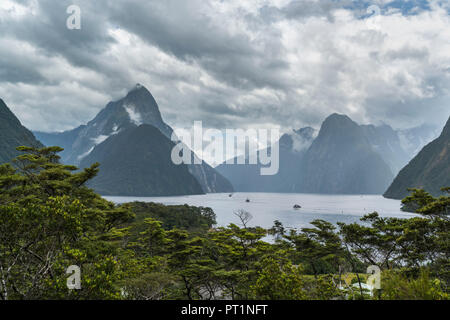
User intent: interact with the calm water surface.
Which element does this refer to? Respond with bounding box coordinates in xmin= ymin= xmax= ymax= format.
xmin=105 ymin=193 xmax=416 ymax=230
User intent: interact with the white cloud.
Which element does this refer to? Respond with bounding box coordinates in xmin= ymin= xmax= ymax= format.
xmin=0 ymin=0 xmax=449 ymax=133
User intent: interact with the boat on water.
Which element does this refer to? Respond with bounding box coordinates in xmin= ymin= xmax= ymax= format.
xmin=293 ymin=204 xmax=301 ymax=209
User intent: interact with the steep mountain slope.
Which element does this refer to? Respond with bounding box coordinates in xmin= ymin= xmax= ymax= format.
xmin=36 ymin=84 xmax=233 ymax=194
xmin=216 ymin=127 xmax=315 ymax=192
xmin=298 ymin=114 xmax=394 ymax=194
xmin=384 ymin=116 xmax=450 ymax=199
xmin=79 ymin=124 xmax=204 ymax=196
xmin=360 ymin=124 xmax=410 ymax=176
xmin=38 ymin=84 xmax=173 ymax=166
xmin=0 ymin=99 xmax=43 ymax=163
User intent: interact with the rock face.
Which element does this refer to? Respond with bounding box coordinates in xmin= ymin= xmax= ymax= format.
xmin=217 ymin=113 xmax=442 ymax=195
xmin=384 ymin=116 xmax=450 ymax=199
xmin=298 ymin=114 xmax=394 ymax=194
xmin=35 ymin=84 xmax=233 ymax=195
xmin=36 ymin=84 xmax=172 ymax=166
xmin=218 ymin=114 xmax=396 ymax=194
xmin=0 ymin=99 xmax=43 ymax=163
xmin=216 ymin=127 xmax=315 ymax=192
xmin=79 ymin=124 xmax=204 ymax=196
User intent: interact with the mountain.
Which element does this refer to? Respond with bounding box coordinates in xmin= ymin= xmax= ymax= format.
xmin=0 ymin=99 xmax=43 ymax=163
xmin=79 ymin=124 xmax=204 ymax=196
xmin=384 ymin=116 xmax=450 ymax=199
xmin=216 ymin=127 xmax=315 ymax=192
xmin=298 ymin=114 xmax=394 ymax=194
xmin=217 ymin=114 xmax=439 ymax=195
xmin=360 ymin=124 xmax=410 ymax=176
xmin=36 ymin=84 xmax=233 ymax=194
xmin=34 ymin=126 xmax=86 ymax=162
xmin=37 ymin=84 xmax=172 ymax=166
xmin=398 ymin=124 xmax=440 ymax=158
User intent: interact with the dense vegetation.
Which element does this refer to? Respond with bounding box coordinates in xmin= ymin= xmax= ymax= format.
xmin=0 ymin=147 xmax=448 ymax=300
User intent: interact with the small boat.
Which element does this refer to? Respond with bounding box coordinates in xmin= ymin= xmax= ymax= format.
xmin=293 ymin=204 xmax=301 ymax=209
xmin=245 ymin=198 xmax=250 ymax=203
xmin=229 ymin=194 xmax=233 ymax=197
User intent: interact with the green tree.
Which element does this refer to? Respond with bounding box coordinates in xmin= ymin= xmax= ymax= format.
xmin=0 ymin=147 xmax=133 ymax=300
xmin=285 ymin=220 xmax=346 ymax=276
xmin=251 ymin=255 xmax=307 ymax=300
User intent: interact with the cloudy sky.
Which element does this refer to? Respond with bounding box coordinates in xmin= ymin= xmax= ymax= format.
xmin=0 ymin=0 xmax=450 ymax=134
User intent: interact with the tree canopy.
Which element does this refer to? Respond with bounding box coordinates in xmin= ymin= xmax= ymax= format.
xmin=0 ymin=146 xmax=448 ymax=300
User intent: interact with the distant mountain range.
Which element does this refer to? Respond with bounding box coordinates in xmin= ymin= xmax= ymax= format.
xmin=216 ymin=127 xmax=315 ymax=192
xmin=217 ymin=113 xmax=441 ymax=195
xmin=1 ymin=84 xmax=446 ymax=197
xmin=0 ymin=99 xmax=42 ymax=163
xmin=398 ymin=124 xmax=441 ymax=158
xmin=35 ymin=84 xmax=233 ymax=196
xmin=360 ymin=123 xmax=410 ymax=176
xmin=384 ymin=116 xmax=450 ymax=199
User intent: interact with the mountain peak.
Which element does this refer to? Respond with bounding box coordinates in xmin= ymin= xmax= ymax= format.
xmin=126 ymin=83 xmax=154 ymax=99
xmin=120 ymin=84 xmax=172 ymax=137
xmin=278 ymin=127 xmax=316 ymax=152
xmin=318 ymin=113 xmax=359 ymax=139
xmin=293 ymin=126 xmax=315 ymax=140
xmin=129 ymin=83 xmax=146 ymax=93
xmin=324 ymin=113 xmax=353 ymax=124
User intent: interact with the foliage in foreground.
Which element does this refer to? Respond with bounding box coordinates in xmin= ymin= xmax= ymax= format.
xmin=0 ymin=147 xmax=448 ymax=300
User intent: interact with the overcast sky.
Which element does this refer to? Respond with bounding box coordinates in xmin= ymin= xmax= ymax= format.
xmin=0 ymin=0 xmax=449 ymax=133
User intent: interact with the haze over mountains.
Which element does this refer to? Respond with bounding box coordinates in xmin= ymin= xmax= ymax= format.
xmin=218 ymin=113 xmax=441 ymax=195
xmin=216 ymin=127 xmax=316 ymax=192
xmin=0 ymin=84 xmax=447 ymax=198
xmin=360 ymin=124 xmax=410 ymax=176
xmin=385 ymin=116 xmax=450 ymax=199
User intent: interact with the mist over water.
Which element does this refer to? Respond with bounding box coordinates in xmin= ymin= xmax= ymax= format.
xmin=105 ymin=193 xmax=416 ymax=230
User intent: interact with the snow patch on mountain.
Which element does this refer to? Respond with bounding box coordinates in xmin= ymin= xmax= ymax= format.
xmin=77 ymin=146 xmax=95 ymax=161
xmin=123 ymin=103 xmax=143 ymax=125
xmin=111 ymin=124 xmax=120 ymax=135
xmin=92 ymin=124 xmax=121 ymax=144
xmin=92 ymin=134 xmax=109 ymax=145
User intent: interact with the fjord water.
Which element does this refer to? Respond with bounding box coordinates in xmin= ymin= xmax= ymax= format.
xmin=105 ymin=193 xmax=416 ymax=230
